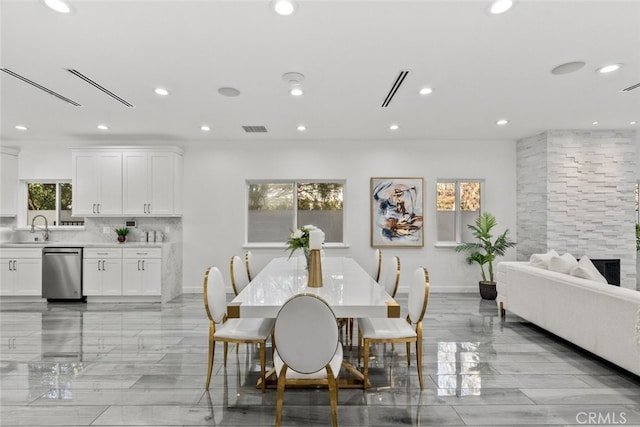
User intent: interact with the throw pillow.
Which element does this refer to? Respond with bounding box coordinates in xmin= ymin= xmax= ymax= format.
xmin=571 ymin=256 xmax=608 ymax=284
xmin=548 ymin=252 xmax=578 ymax=274
xmin=529 ymin=249 xmax=559 ymax=269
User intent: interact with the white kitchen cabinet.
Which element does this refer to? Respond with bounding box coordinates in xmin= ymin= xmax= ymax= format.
xmin=122 ymin=248 xmax=162 ymax=296
xmin=83 ymin=248 xmax=122 ymax=296
xmin=123 ymin=149 xmax=182 ymax=216
xmin=0 ymin=147 xmax=19 ymax=217
xmin=72 ymin=150 xmax=123 ymax=216
xmin=0 ymin=248 xmax=42 ymax=296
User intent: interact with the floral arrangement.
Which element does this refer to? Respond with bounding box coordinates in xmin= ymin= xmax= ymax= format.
xmin=286 ymin=224 xmax=319 ymax=258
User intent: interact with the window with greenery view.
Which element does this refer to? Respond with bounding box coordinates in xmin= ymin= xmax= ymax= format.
xmin=436 ymin=180 xmax=482 ymax=243
xmin=247 ymin=181 xmax=344 ymax=244
xmin=27 ymin=182 xmax=84 ymax=227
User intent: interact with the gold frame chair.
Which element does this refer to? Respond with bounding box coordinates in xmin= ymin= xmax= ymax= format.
xmin=203 ymin=266 xmax=274 ymax=392
xmin=357 ymin=267 xmax=430 ymax=389
xmin=273 ymin=294 xmax=342 ymax=427
xmin=230 ymin=255 xmax=250 ymax=296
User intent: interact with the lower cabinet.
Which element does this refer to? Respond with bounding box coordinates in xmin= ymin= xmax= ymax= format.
xmin=0 ymin=248 xmax=42 ymax=296
xmin=122 ymin=248 xmax=162 ymax=296
xmin=83 ymin=248 xmax=123 ymax=296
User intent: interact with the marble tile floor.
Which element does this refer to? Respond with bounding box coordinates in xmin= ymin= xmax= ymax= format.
xmin=1 ymin=293 xmax=640 ymax=426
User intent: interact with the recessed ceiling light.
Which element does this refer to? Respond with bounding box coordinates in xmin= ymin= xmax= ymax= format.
xmin=551 ymin=61 xmax=586 ymax=75
xmin=15 ymin=125 xmax=27 ymax=131
xmin=418 ymin=87 xmax=433 ymax=95
xmin=596 ymin=64 xmax=622 ymax=74
xmin=201 ymin=125 xmax=211 ymax=132
xmin=44 ymin=0 xmax=71 ymax=14
xmin=389 ymin=124 xmax=400 ymax=131
xmin=592 ymin=121 xmax=599 ymax=125
xmin=496 ymin=119 xmax=509 ymax=126
xmin=297 ymin=125 xmax=306 ymax=131
xmin=154 ymin=87 xmax=169 ymax=96
xmin=290 ymin=87 xmax=304 ymax=96
xmin=489 ymin=0 xmax=513 ymax=15
xmin=631 ymin=121 xmax=637 ymax=125
xmin=97 ymin=124 xmax=108 ymax=130
xmin=218 ymin=87 xmax=240 ymax=97
xmin=272 ymin=0 xmax=296 ymax=16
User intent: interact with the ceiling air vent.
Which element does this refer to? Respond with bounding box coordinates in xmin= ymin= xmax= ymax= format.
xmin=381 ymin=70 xmax=409 ymax=108
xmin=0 ymin=68 xmax=81 ymax=106
xmin=242 ymin=126 xmax=268 ymax=133
xmin=621 ymin=82 xmax=640 ymax=92
xmin=67 ymin=69 xmax=134 ymax=107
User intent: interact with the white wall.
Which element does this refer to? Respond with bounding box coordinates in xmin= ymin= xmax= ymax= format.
xmin=181 ymin=138 xmax=517 ymax=294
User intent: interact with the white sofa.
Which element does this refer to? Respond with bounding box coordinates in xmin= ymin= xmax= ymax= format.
xmin=496 ymin=261 xmax=640 ymax=376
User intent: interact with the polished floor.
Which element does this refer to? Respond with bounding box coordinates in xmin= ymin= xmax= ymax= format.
xmin=1 ymin=292 xmax=639 ymax=426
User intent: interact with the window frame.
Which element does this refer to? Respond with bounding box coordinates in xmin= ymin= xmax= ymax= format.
xmin=18 ymin=180 xmax=85 ymax=231
xmin=244 ymin=179 xmax=347 ymax=248
xmin=435 ymin=179 xmax=484 ymax=246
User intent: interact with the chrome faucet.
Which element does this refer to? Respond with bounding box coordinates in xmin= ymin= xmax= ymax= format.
xmin=31 ymin=215 xmax=50 ymax=242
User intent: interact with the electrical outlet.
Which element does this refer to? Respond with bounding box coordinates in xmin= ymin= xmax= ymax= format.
xmin=103 ymin=227 xmax=110 ymax=234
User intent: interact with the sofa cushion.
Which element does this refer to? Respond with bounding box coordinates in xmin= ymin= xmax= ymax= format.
xmin=548 ymin=252 xmax=578 ymax=274
xmin=571 ymin=256 xmax=608 ymax=284
xmin=529 ymin=249 xmax=559 ymax=269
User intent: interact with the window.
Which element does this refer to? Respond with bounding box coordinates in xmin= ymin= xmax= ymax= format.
xmin=436 ymin=180 xmax=482 ymax=243
xmin=25 ymin=181 xmax=84 ymax=227
xmin=247 ymin=180 xmax=344 ymax=244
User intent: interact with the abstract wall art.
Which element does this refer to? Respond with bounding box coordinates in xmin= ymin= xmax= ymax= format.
xmin=371 ymin=177 xmax=424 ymax=247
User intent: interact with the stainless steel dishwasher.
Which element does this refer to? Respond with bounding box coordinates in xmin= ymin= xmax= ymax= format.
xmin=42 ymin=247 xmax=84 ymax=301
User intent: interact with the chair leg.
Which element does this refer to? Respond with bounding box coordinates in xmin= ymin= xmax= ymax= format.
xmin=260 ymin=341 xmax=266 ymax=393
xmin=406 ymin=341 xmax=411 ymax=366
xmin=275 ymin=365 xmax=288 ymax=427
xmin=223 ymin=341 xmax=228 ymax=367
xmin=348 ymin=318 xmax=354 ymax=348
xmin=416 ymin=336 xmax=424 ymax=390
xmin=327 ymin=365 xmax=339 ymax=427
xmin=206 ymin=338 xmax=214 ymax=390
xmin=357 ymin=328 xmax=363 ymax=364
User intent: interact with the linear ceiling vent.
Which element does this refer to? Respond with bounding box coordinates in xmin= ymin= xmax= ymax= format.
xmin=67 ymin=69 xmax=134 ymax=107
xmin=242 ymin=126 xmax=268 ymax=133
xmin=0 ymin=68 xmax=81 ymax=106
xmin=381 ymin=70 xmax=409 ymax=108
xmin=621 ymin=82 xmax=640 ymax=92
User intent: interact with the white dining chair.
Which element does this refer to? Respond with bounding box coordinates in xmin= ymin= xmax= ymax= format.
xmin=245 ymin=250 xmax=256 ymax=281
xmin=274 ymin=294 xmax=342 ymax=427
xmin=379 ymin=255 xmax=401 ymax=298
xmin=203 ymin=266 xmax=274 ymax=392
xmin=373 ymin=248 xmax=382 ymax=282
xmin=230 ymin=255 xmax=250 ymax=296
xmin=357 ymin=267 xmax=430 ymax=389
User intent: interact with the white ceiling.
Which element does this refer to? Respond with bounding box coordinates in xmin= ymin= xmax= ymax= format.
xmin=1 ymin=0 xmax=639 ymax=145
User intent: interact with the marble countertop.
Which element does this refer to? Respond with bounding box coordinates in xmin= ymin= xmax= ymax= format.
xmin=0 ymin=241 xmax=164 ymax=248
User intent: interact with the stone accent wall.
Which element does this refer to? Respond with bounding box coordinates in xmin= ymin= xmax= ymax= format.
xmin=516 ymin=132 xmax=548 ymax=259
xmin=517 ymin=130 xmax=637 ymax=289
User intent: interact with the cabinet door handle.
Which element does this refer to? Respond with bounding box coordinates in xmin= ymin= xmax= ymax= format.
xmin=147 ymin=204 xmax=151 ymax=214
xmin=142 ymin=260 xmax=145 ymax=271
xmin=97 ymin=203 xmax=101 ymax=213
xmin=92 ymin=203 xmax=96 ymax=214
xmin=97 ymin=260 xmax=101 ymax=271
xmin=12 ymin=260 xmax=17 ymax=271
xmin=137 ymin=260 xmax=141 ymax=271
xmin=102 ymin=260 xmax=106 ymax=271
xmin=8 ymin=260 xmax=12 ymax=271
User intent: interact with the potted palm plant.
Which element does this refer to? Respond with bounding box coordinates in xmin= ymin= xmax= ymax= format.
xmin=115 ymin=227 xmax=129 ymax=243
xmin=456 ymin=212 xmax=515 ymax=300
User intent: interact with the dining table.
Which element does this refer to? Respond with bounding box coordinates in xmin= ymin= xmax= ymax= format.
xmin=226 ymin=255 xmax=400 ymax=389
xmin=227 ymin=255 xmax=400 ymax=320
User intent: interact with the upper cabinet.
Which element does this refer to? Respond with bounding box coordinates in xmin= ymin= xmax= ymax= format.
xmin=0 ymin=147 xmax=19 ymax=217
xmin=72 ymin=150 xmax=123 ymax=216
xmin=72 ymin=147 xmax=183 ymax=217
xmin=123 ymin=150 xmax=182 ymax=216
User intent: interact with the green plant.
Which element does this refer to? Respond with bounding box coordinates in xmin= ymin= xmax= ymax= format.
xmin=455 ymin=212 xmax=516 ymax=283
xmin=636 ymin=224 xmax=640 ymax=252
xmin=115 ymin=227 xmax=129 ymax=237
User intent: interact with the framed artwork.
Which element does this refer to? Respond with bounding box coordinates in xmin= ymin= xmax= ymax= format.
xmin=371 ymin=177 xmax=424 ymax=247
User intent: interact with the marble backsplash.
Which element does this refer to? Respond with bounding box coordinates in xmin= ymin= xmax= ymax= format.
xmin=0 ymin=216 xmax=182 ymax=244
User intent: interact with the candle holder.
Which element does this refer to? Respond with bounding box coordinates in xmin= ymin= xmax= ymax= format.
xmin=307 ymin=249 xmax=323 ymax=287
